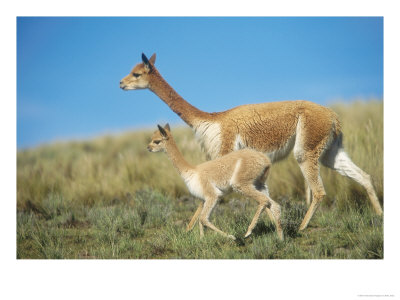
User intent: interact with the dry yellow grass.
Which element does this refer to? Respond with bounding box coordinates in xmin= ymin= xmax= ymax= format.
xmin=17 ymin=100 xmax=383 ymax=212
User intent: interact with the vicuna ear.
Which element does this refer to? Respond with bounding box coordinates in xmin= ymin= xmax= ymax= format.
xmin=164 ymin=123 xmax=170 ymax=131
xmin=157 ymin=124 xmax=168 ymax=138
xmin=149 ymin=53 xmax=156 ymax=65
xmin=142 ymin=53 xmax=152 ymax=70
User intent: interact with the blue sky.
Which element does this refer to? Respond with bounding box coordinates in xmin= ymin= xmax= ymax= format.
xmin=17 ymin=17 xmax=383 ymax=148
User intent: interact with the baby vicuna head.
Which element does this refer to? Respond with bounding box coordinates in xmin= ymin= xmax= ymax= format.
xmin=147 ymin=124 xmax=171 ymax=153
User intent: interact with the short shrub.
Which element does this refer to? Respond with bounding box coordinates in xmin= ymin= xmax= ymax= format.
xmin=280 ymin=198 xmax=307 ymax=238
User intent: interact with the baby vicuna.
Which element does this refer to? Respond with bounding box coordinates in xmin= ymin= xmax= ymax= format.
xmin=147 ymin=124 xmax=284 ymax=241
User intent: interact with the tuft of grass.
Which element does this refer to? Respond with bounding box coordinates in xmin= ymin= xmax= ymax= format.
xmin=280 ymin=197 xmax=307 ymax=238
xmin=356 ymin=228 xmax=383 ymax=259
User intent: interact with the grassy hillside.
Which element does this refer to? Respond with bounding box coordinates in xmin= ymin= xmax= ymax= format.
xmin=17 ymin=100 xmax=383 ymax=259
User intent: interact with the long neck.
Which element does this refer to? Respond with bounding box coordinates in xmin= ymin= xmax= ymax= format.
xmin=148 ymin=69 xmax=211 ymax=127
xmin=164 ymin=138 xmax=194 ymax=175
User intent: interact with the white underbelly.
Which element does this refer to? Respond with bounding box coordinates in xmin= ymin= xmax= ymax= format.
xmin=266 ymin=134 xmax=296 ymax=163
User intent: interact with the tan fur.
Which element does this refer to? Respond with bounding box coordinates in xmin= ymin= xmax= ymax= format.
xmin=121 ymin=53 xmax=383 ymax=231
xmin=147 ymin=124 xmax=284 ymax=241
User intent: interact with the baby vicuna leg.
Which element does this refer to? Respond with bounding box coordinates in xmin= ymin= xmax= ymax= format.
xmin=238 ymin=184 xmax=283 ymax=241
xmin=234 ymin=163 xmax=284 ymax=241
xmin=186 ymin=202 xmax=203 ymax=232
xmin=199 ymin=193 xmax=236 ymax=240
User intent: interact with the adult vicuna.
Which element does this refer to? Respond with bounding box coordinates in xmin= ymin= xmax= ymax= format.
xmin=120 ymin=53 xmax=383 ymax=231
xmin=147 ymin=124 xmax=284 ymax=241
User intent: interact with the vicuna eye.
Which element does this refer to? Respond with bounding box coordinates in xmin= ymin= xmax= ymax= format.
xmin=154 ymin=140 xmax=161 ymax=144
xmin=132 ymin=73 xmax=141 ymax=78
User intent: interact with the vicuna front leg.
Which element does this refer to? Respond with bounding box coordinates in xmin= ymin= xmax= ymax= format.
xmin=199 ymin=195 xmax=236 ymax=240
xmin=186 ymin=202 xmax=203 ymax=232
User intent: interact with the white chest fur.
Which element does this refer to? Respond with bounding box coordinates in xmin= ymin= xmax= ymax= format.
xmin=182 ymin=170 xmax=223 ymax=200
xmin=193 ymin=121 xmax=222 ymax=159
xmin=182 ymin=171 xmax=205 ymax=199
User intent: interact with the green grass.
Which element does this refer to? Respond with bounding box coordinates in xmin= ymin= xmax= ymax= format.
xmin=17 ymin=100 xmax=383 ymax=259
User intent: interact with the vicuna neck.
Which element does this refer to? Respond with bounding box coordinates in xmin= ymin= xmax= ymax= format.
xmin=148 ymin=69 xmax=211 ymax=127
xmin=164 ymin=138 xmax=194 ymax=175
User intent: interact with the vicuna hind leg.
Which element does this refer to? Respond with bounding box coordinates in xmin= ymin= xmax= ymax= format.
xmin=294 ymin=121 xmax=329 ymax=231
xmin=236 ymin=183 xmax=284 ymax=241
xmin=305 ymin=182 xmax=312 ymax=206
xmin=237 ymin=166 xmax=283 ymax=240
xmin=243 ymin=188 xmax=269 ymax=238
xmin=253 ymin=168 xmax=278 ymax=226
xmin=259 ymin=189 xmax=277 ymax=225
xmin=321 ymin=142 xmax=382 ymax=215
xmin=298 ymin=158 xmax=326 ymax=231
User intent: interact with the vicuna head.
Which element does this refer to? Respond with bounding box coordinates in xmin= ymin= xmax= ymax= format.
xmin=120 ymin=53 xmax=156 ymax=90
xmin=147 ymin=123 xmax=171 ymax=152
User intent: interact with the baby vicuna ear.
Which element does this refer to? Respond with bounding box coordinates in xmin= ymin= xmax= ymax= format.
xmin=164 ymin=123 xmax=170 ymax=131
xmin=157 ymin=124 xmax=168 ymax=138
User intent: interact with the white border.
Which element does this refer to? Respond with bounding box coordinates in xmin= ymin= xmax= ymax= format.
xmin=3 ymin=1 xmax=400 ymax=299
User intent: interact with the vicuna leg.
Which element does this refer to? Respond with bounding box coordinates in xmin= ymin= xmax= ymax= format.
xmin=199 ymin=196 xmax=236 ymax=240
xmin=199 ymin=216 xmax=204 ymax=237
xmin=294 ymin=118 xmax=330 ymax=231
xmin=269 ymin=200 xmax=284 ymax=241
xmin=257 ymin=184 xmax=279 ymax=225
xmin=253 ymin=167 xmax=279 ymax=229
xmin=305 ymin=181 xmax=312 ymax=206
xmin=244 ymin=189 xmax=269 ymax=238
xmin=298 ymin=159 xmax=326 ymax=231
xmin=321 ymin=142 xmax=383 ymax=215
xmin=236 ymin=184 xmax=284 ymax=241
xmin=186 ymin=202 xmax=203 ymax=232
